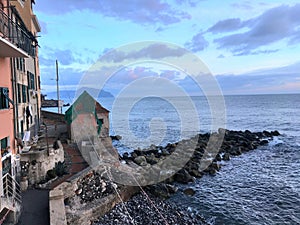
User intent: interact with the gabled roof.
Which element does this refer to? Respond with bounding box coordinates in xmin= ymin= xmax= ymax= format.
xmin=65 ymin=91 xmax=109 ymax=124
xmin=95 ymin=101 xmax=109 ymax=114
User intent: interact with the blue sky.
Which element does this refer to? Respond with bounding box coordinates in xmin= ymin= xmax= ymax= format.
xmin=34 ymin=0 xmax=300 ymax=96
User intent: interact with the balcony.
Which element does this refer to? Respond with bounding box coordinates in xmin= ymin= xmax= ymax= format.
xmin=0 ymin=8 xmax=37 ymax=57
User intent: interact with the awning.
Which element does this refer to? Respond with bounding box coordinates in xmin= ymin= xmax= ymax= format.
xmin=0 ymin=36 xmax=29 ymax=58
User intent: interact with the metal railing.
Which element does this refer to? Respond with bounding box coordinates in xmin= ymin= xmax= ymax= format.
xmin=0 ymin=8 xmax=36 ymax=56
xmin=2 ymin=173 xmax=22 ymax=207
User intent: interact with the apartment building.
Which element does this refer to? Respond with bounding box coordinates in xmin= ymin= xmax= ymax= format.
xmin=0 ymin=0 xmax=40 ymax=222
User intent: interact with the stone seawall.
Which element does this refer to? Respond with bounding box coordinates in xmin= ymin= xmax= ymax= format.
xmin=50 ymin=167 xmax=139 ymax=225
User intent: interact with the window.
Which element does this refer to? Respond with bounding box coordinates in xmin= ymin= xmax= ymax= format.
xmin=22 ymin=58 xmax=25 ymax=72
xmin=1 ymin=137 xmax=10 ymax=157
xmin=16 ymin=58 xmax=19 ymax=70
xmin=16 ymin=58 xmax=25 ymax=72
xmin=2 ymin=157 xmax=11 ymax=175
xmin=27 ymin=71 xmax=35 ymax=90
xmin=22 ymin=85 xmax=27 ymax=103
xmin=17 ymin=84 xmax=22 ymax=103
xmin=0 ymin=87 xmax=9 ymax=110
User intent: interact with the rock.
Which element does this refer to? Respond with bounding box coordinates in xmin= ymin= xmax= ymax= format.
xmin=183 ymin=188 xmax=196 ymax=196
xmin=174 ymin=169 xmax=195 ymax=184
xmin=110 ymin=135 xmax=122 ymax=140
xmin=131 ymin=152 xmax=138 ymax=159
xmin=145 ymin=154 xmax=160 ymax=165
xmin=189 ymin=169 xmax=203 ymax=178
xmin=75 ymin=188 xmax=82 ymax=195
xmin=147 ymin=183 xmax=171 ymax=199
xmin=271 ymin=130 xmax=280 ymax=136
xmin=122 ymin=152 xmax=129 ymax=159
xmin=161 ymin=149 xmax=170 ymax=156
xmin=263 ymin=130 xmax=272 ymax=137
xmin=222 ymin=153 xmax=230 ymax=161
xmin=215 ymin=153 xmax=222 ymax=161
xmin=165 ymin=184 xmax=178 ymax=194
xmin=134 ymin=156 xmax=147 ymax=165
xmin=260 ymin=140 xmax=269 ymax=145
xmin=211 ymin=162 xmax=221 ymax=171
xmin=133 ymin=149 xmax=144 ymax=156
xmin=149 ymin=144 xmax=156 ymax=150
xmin=230 ymin=146 xmax=242 ymax=156
xmin=204 ymin=162 xmax=220 ymax=175
xmin=140 ymin=161 xmax=149 ymax=167
xmin=208 ymin=167 xmax=217 ymax=175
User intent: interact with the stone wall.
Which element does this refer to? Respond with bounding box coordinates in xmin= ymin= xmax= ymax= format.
xmin=41 ymin=110 xmax=66 ymax=124
xmin=49 ymin=189 xmax=67 ymax=225
xmin=20 ymin=140 xmax=64 ymax=186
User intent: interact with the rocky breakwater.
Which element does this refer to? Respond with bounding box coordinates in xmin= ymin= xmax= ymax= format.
xmin=66 ymin=129 xmax=280 ymax=224
xmin=121 ymin=129 xmax=281 ymax=198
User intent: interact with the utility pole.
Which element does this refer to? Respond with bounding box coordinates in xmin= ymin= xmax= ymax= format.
xmin=56 ymin=59 xmax=61 ymax=114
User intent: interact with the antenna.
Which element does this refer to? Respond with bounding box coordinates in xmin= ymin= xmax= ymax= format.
xmin=56 ymin=59 xmax=61 ymax=114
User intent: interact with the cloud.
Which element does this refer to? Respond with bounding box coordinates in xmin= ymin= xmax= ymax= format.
xmin=185 ymin=32 xmax=209 ymax=52
xmin=39 ymin=48 xmax=88 ymax=66
xmin=175 ymin=0 xmax=201 ymax=7
xmin=55 ymin=49 xmax=76 ymax=65
xmin=209 ymin=4 xmax=300 ymax=55
xmin=35 ymin=0 xmax=191 ymax=25
xmin=40 ymin=66 xmax=84 ymax=90
xmin=207 ymin=18 xmax=244 ymax=33
xmin=160 ymin=70 xmax=180 ymax=80
xmin=102 ymin=43 xmax=187 ymax=63
xmin=234 ymin=49 xmax=279 ymax=56
xmin=230 ymin=2 xmax=254 ymax=10
xmin=216 ymin=61 xmax=300 ymax=94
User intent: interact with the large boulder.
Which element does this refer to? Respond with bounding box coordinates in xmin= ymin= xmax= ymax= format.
xmin=147 ymin=183 xmax=171 ymax=199
xmin=134 ymin=156 xmax=147 ymax=166
xmin=174 ymin=169 xmax=195 ymax=184
xmin=222 ymin=152 xmax=230 ymax=161
xmin=183 ymin=187 xmax=196 ymax=196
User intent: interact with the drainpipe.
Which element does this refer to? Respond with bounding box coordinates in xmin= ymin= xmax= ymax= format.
xmin=33 ymin=54 xmax=40 ymax=135
xmin=10 ymin=58 xmax=19 ymax=143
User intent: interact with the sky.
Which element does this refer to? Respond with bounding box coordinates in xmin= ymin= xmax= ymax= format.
xmin=33 ymin=0 xmax=300 ymax=97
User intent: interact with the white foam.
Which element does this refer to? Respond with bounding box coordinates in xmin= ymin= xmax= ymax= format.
xmin=268 ymin=136 xmax=284 ymax=146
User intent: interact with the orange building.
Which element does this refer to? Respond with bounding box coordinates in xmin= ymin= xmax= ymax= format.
xmin=0 ymin=0 xmax=40 ymax=223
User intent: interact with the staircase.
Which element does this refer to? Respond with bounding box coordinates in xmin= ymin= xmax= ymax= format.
xmin=0 ymin=173 xmax=22 ymax=224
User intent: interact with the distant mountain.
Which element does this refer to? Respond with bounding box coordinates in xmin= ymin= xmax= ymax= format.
xmin=45 ymin=88 xmax=114 ymax=100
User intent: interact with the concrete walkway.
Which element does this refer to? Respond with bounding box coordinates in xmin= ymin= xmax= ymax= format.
xmin=16 ymin=189 xmax=49 ymax=225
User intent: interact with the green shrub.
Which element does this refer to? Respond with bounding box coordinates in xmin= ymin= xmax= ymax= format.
xmin=46 ymin=169 xmax=56 ymax=180
xmin=55 ymin=161 xmax=67 ymax=177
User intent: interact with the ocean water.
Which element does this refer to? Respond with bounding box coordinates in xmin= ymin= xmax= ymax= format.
xmin=106 ymin=94 xmax=300 ymax=225
xmin=45 ymin=94 xmax=300 ymax=224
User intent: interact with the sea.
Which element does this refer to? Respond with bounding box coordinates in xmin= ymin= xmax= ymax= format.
xmin=44 ymin=94 xmax=300 ymax=225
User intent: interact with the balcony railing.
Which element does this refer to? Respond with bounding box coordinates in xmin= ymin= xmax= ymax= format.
xmin=0 ymin=9 xmax=37 ymax=56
